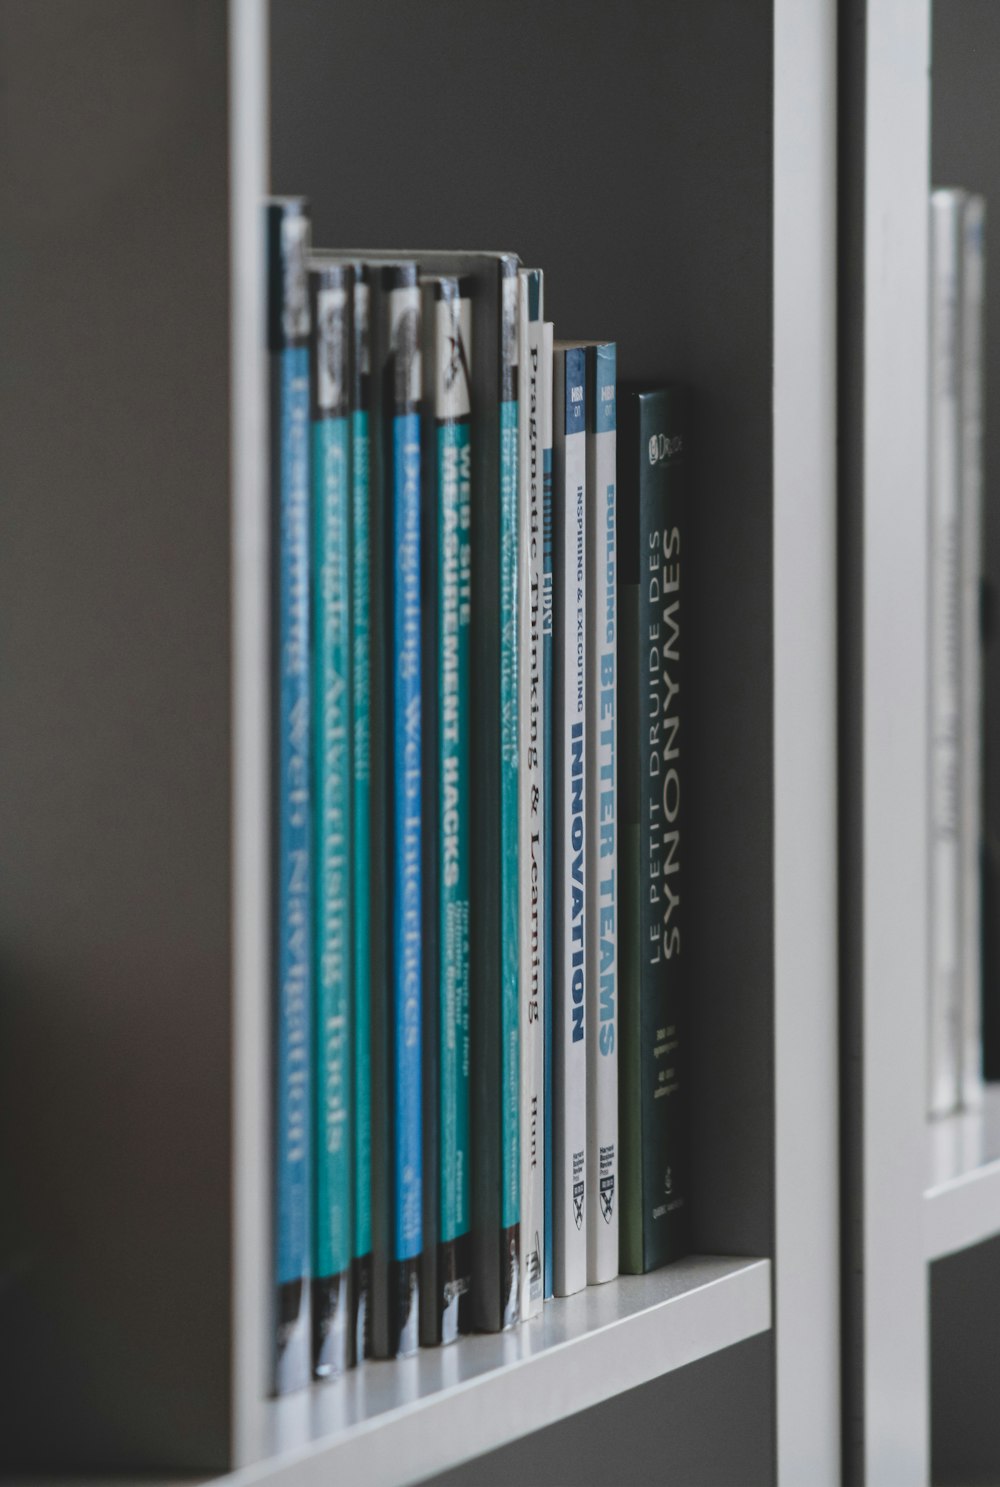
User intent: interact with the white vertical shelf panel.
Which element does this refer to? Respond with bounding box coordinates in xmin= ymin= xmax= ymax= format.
xmin=230 ymin=0 xmax=272 ymax=1466
xmin=861 ymin=1 xmax=931 ymax=1481
xmin=773 ymin=0 xmax=841 ymax=1482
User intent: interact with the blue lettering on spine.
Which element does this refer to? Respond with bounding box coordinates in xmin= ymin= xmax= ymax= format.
xmin=569 ymin=719 xmax=585 ymax=1043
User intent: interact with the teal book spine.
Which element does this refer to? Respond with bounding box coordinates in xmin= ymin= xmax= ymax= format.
xmin=308 ymin=262 xmax=353 ymax=1378
xmin=350 ymin=267 xmax=373 ymax=1363
xmin=419 ymin=278 xmax=474 ymax=1347
xmin=267 ymin=197 xmax=312 ymax=1396
xmin=436 ymin=283 xmax=474 ymax=1341
xmin=499 ymin=265 xmax=521 ymax=1326
xmin=387 ymin=265 xmax=423 ymax=1356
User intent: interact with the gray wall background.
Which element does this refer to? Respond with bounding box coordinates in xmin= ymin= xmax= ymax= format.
xmin=0 ymin=1 xmax=233 ymax=1472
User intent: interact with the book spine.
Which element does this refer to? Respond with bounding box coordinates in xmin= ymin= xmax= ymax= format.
xmin=541 ymin=322 xmax=555 ymax=1301
xmin=430 ymin=280 xmax=474 ymax=1343
xmin=350 ymin=269 xmax=372 ymax=1363
xmin=619 ymin=388 xmax=689 ymax=1273
xmin=418 ymin=279 xmax=441 ymax=1350
xmin=929 ymin=191 xmax=964 ymax=1118
xmin=552 ymin=345 xmax=587 ymax=1296
xmin=389 ymin=271 xmax=423 ymax=1353
xmin=308 ymin=262 xmax=353 ymax=1378
xmin=499 ymin=265 xmax=521 ymax=1327
xmin=518 ymin=271 xmax=545 ymax=1319
xmin=960 ymin=195 xmax=985 ymax=1110
xmin=267 ymin=198 xmax=312 ymax=1394
xmin=585 ymin=344 xmax=618 ymax=1284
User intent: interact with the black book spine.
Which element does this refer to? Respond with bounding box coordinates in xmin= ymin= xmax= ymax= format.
xmin=470 ymin=257 xmax=521 ymax=1332
xmin=618 ymin=387 xmax=690 ymax=1273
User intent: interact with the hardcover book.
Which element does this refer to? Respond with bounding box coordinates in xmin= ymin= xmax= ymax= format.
xmin=618 ymin=385 xmax=689 ymax=1275
xmin=584 ymin=342 xmax=618 ymax=1285
xmin=552 ymin=343 xmax=587 ymax=1297
xmin=308 ymin=259 xmax=354 ymax=1378
xmin=267 ymin=196 xmax=313 ymax=1394
xmin=420 ymin=275 xmax=474 ymax=1346
xmin=518 ymin=269 xmax=545 ymax=1319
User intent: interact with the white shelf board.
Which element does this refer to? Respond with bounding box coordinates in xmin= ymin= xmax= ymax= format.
xmin=925 ymin=1085 xmax=1000 ymax=1260
xmin=223 ymin=1256 xmax=770 ymax=1487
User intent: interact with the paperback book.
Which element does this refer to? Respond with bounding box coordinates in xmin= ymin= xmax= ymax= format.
xmin=552 ymin=342 xmax=587 ymax=1297
xmin=584 ymin=341 xmax=618 ymax=1285
xmin=420 ymin=275 xmax=474 ymax=1346
xmin=618 ymin=385 xmax=689 ymax=1274
xmin=518 ymin=268 xmax=545 ymax=1319
xmin=350 ymin=264 xmax=373 ymax=1362
xmin=267 ymin=195 xmax=313 ymax=1394
xmin=541 ymin=321 xmax=555 ymax=1301
xmin=365 ymin=262 xmax=422 ymax=1358
xmin=308 ymin=258 xmax=354 ymax=1378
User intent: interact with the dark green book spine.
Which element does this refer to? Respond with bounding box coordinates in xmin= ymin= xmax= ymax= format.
xmin=618 ymin=387 xmax=689 ymax=1274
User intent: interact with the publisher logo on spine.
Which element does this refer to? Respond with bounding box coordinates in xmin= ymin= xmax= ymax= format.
xmin=648 ymin=432 xmax=683 ymax=466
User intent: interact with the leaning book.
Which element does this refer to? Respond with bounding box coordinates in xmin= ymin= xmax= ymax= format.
xmin=618 ymin=385 xmax=689 ymax=1274
xmin=267 ymin=196 xmax=313 ymax=1393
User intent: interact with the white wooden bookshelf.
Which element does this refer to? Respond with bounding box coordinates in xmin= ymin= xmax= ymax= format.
xmin=0 ymin=0 xmax=838 ymax=1482
xmin=225 ymin=1259 xmax=770 ymax=1487
xmin=926 ymin=1089 xmax=1000 ymax=1261
xmin=846 ymin=1 xmax=1000 ymax=1482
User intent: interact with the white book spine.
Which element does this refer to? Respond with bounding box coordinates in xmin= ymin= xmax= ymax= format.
xmin=585 ymin=344 xmax=618 ymax=1283
xmin=553 ymin=345 xmax=587 ymax=1295
xmin=929 ymin=189 xmax=965 ymax=1118
xmin=518 ymin=270 xmax=545 ymax=1316
xmin=960 ymin=195 xmax=985 ymax=1110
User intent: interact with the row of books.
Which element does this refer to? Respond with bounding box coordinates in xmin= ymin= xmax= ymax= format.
xmin=266 ymin=198 xmax=689 ymax=1393
xmin=928 ymin=186 xmax=986 ymax=1117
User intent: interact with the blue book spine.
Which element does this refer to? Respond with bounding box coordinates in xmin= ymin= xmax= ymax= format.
xmin=350 ymin=270 xmax=373 ymax=1363
xmin=308 ymin=263 xmax=353 ymax=1379
xmin=267 ymin=198 xmax=312 ymax=1395
xmin=541 ymin=322 xmax=555 ymax=1300
xmin=431 ymin=280 xmax=474 ymax=1343
xmin=389 ymin=275 xmax=423 ymax=1354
